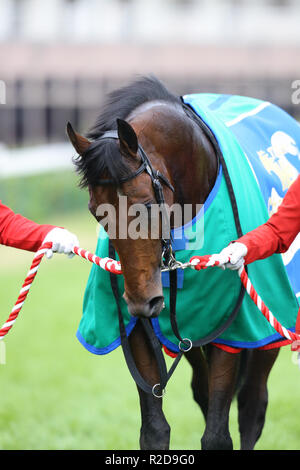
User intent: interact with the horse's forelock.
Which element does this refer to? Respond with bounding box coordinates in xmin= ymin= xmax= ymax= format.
xmin=73 ymin=138 xmax=132 ymax=188
xmin=75 ymin=75 xmax=180 ymax=187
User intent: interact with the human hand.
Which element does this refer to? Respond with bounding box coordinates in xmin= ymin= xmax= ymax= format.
xmin=43 ymin=227 xmax=79 ymax=259
xmin=214 ymin=242 xmax=248 ymax=270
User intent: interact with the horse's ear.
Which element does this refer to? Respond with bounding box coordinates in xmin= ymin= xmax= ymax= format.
xmin=117 ymin=118 xmax=138 ymax=156
xmin=66 ymin=122 xmax=91 ymax=155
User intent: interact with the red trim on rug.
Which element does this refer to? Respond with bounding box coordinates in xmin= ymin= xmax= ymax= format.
xmin=163 ymin=339 xmax=294 ymax=357
xmin=257 ymin=339 xmax=292 ymax=350
xmin=163 ymin=345 xmax=179 ymax=358
xmin=212 ymin=339 xmax=293 ymax=353
xmin=212 ymin=343 xmax=242 ymax=354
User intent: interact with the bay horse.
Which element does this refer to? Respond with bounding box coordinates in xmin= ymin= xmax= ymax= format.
xmin=67 ymin=76 xmax=279 ymax=450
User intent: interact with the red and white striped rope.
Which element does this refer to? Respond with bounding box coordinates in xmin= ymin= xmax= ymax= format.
xmin=1 ymin=245 xmax=299 ymax=348
xmin=0 ymin=243 xmax=122 ymax=341
xmin=0 ymin=242 xmax=51 ymax=340
xmin=238 ymin=265 xmax=299 ymax=343
xmin=72 ymin=246 xmax=122 ymax=275
xmin=189 ymin=254 xmax=300 ymax=345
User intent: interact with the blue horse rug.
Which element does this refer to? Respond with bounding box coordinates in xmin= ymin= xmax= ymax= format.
xmin=76 ymin=93 xmax=300 ymax=355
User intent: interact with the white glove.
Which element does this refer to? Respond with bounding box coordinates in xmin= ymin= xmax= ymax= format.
xmin=43 ymin=227 xmax=79 ymax=259
xmin=217 ymin=242 xmax=248 ymax=270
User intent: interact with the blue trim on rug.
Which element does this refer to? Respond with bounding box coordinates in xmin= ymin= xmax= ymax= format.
xmin=151 ymin=317 xmax=295 ymax=351
xmin=171 ymin=163 xmax=223 ymax=252
xmin=173 ymin=163 xmax=222 ymax=234
xmin=76 ymin=317 xmax=138 ymax=355
xmin=203 ymin=327 xmax=296 ymax=349
xmin=151 ymin=318 xmax=180 ymax=353
xmin=77 ymin=318 xmax=296 ymax=356
xmin=161 ymin=268 xmax=184 ymax=289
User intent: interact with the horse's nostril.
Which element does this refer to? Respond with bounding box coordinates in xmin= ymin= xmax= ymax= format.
xmin=149 ymin=296 xmax=164 ymax=318
xmin=126 ymin=296 xmax=164 ymax=318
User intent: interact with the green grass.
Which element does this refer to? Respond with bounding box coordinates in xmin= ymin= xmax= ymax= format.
xmin=1 ymin=170 xmax=87 ymax=221
xmin=1 ymin=210 xmax=300 ymax=450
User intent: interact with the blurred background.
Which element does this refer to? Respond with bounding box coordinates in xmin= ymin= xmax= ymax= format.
xmin=1 ymin=0 xmax=300 ymax=215
xmin=1 ymin=0 xmax=300 ymax=148
xmin=1 ymin=0 xmax=300 ymax=216
xmin=0 ymin=0 xmax=300 ymax=450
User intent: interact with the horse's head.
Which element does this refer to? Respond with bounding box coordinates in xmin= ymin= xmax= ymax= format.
xmin=67 ymin=117 xmax=175 ymax=318
xmin=67 ymin=76 xmax=218 ymax=318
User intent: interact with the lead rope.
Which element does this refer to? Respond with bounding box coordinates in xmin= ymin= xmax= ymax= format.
xmin=0 ymin=241 xmax=183 ymax=397
xmin=0 ymin=243 xmax=122 ymax=340
xmin=189 ymin=254 xmax=300 ymax=351
xmin=2 ymin=245 xmax=299 ymax=365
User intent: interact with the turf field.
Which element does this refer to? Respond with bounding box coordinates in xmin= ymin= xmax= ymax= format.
xmin=1 ymin=210 xmax=300 ymax=450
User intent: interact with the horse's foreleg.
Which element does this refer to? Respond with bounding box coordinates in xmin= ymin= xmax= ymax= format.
xmin=129 ymin=320 xmax=170 ymax=450
xmin=201 ymin=345 xmax=240 ymax=450
xmin=184 ymin=347 xmax=209 ymax=419
xmin=237 ymin=348 xmax=279 ymax=450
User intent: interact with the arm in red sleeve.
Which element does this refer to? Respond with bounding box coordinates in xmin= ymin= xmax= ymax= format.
xmin=238 ymin=175 xmax=300 ymax=264
xmin=0 ymin=202 xmax=56 ymax=252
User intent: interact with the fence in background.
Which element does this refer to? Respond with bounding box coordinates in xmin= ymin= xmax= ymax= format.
xmin=0 ymin=76 xmax=298 ymax=147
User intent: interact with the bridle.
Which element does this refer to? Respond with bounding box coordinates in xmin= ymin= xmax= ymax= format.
xmin=84 ymin=112 xmax=246 ymax=397
xmin=84 ymin=129 xmax=191 ymax=397
xmin=86 ymin=130 xmax=178 ymax=271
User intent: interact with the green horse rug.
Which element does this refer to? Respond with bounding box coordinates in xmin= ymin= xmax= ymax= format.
xmin=76 ymin=93 xmax=300 ymax=355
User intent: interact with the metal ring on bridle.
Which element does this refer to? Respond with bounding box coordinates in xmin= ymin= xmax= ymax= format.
xmin=178 ymin=338 xmax=193 ymax=352
xmin=152 ymin=383 xmax=166 ymax=398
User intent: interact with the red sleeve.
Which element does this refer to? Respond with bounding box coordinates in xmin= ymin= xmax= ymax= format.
xmin=238 ymin=175 xmax=300 ymax=264
xmin=0 ymin=201 xmax=56 ymax=252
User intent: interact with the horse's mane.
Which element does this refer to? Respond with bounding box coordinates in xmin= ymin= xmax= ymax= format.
xmin=74 ymin=75 xmax=181 ymax=188
xmin=87 ymin=75 xmax=181 ymax=139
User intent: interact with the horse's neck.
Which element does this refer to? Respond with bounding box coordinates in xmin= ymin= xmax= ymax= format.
xmin=131 ymin=101 xmax=218 ymax=220
xmin=167 ymin=116 xmax=218 ymax=215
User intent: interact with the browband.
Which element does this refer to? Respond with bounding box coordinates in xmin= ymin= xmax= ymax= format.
xmin=82 ymin=130 xmax=174 ymax=192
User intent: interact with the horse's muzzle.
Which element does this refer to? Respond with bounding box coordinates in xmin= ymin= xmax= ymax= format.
xmin=127 ymin=295 xmax=165 ymax=318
